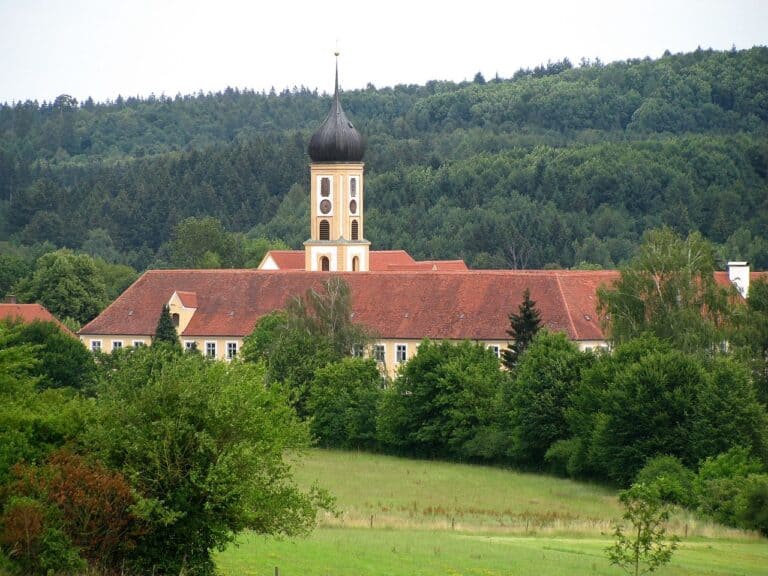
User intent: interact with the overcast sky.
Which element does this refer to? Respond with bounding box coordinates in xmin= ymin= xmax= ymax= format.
xmin=1 ymin=0 xmax=766 ymax=104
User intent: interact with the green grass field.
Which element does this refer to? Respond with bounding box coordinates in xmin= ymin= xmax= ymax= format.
xmin=215 ymin=450 xmax=767 ymax=575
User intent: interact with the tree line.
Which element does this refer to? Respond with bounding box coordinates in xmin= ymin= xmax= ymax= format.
xmin=1 ymin=47 xmax=767 ymax=271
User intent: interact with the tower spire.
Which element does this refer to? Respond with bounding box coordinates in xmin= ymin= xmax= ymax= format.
xmin=334 ymin=49 xmax=340 ymax=101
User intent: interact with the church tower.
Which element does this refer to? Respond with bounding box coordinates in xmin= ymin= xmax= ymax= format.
xmin=304 ymin=55 xmax=369 ymax=272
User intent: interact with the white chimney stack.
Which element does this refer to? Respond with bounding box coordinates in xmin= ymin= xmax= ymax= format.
xmin=727 ymin=261 xmax=750 ymax=298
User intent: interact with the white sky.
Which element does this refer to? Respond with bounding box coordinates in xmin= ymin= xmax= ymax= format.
xmin=1 ymin=0 xmax=766 ymax=104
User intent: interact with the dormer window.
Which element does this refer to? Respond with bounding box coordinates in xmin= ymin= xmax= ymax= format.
xmin=172 ymin=313 xmax=180 ymax=327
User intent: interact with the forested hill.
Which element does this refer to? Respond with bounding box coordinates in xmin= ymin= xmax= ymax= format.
xmin=1 ymin=46 xmax=767 ymax=270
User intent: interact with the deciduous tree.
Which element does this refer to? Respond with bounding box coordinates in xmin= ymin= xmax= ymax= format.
xmin=597 ymin=228 xmax=731 ymax=353
xmin=87 ymin=348 xmax=330 ymax=575
xmin=15 ymin=249 xmax=107 ymax=326
xmin=607 ymin=483 xmax=678 ymax=576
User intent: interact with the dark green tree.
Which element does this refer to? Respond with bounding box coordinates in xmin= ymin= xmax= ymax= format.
xmin=168 ymin=216 xmax=244 ymax=269
xmin=501 ymin=288 xmax=542 ymax=370
xmin=152 ymin=304 xmax=180 ymax=348
xmin=307 ymin=357 xmax=383 ymax=449
xmin=0 ymin=253 xmax=31 ymax=298
xmin=14 ymin=249 xmax=107 ymax=326
xmin=377 ymin=339 xmax=503 ymax=459
xmin=690 ymin=357 xmax=768 ymax=464
xmin=0 ymin=322 xmax=87 ymax=485
xmin=501 ymin=331 xmax=588 ymax=466
xmin=590 ymin=348 xmax=706 ymax=485
xmin=0 ymin=319 xmax=96 ymax=390
xmin=86 ymin=347 xmax=330 ymax=575
xmin=736 ymin=474 xmax=768 ymax=536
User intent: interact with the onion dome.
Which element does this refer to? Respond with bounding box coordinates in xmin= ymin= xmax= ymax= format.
xmin=308 ymin=58 xmax=365 ymax=162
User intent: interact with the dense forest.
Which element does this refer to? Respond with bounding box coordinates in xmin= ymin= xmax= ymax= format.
xmin=1 ymin=46 xmax=767 ymax=274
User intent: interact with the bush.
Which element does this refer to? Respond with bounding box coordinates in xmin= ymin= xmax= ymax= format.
xmin=695 ymin=447 xmax=765 ymax=525
xmin=735 ymin=474 xmax=768 ymax=536
xmin=544 ymin=438 xmax=582 ymax=477
xmin=635 ymin=455 xmax=696 ymax=508
xmin=6 ymin=450 xmax=142 ymax=570
xmin=0 ymin=496 xmax=85 ymax=576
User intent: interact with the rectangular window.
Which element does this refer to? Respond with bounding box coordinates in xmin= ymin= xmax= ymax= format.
xmin=184 ymin=341 xmax=196 ymax=352
xmin=112 ymin=341 xmax=123 ymax=351
xmin=206 ymin=342 xmax=216 ymax=358
xmin=351 ymin=344 xmax=364 ymax=358
xmin=396 ymin=344 xmax=407 ymax=363
xmin=91 ymin=340 xmax=101 ymax=353
xmin=320 ymin=177 xmax=331 ymax=197
xmin=132 ymin=340 xmax=145 ymax=348
xmin=489 ymin=345 xmax=500 ymax=358
xmin=373 ymin=344 xmax=385 ymax=363
xmin=227 ymin=342 xmax=238 ymax=360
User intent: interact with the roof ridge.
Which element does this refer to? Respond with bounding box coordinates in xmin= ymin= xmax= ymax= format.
xmin=555 ymin=272 xmax=578 ymax=338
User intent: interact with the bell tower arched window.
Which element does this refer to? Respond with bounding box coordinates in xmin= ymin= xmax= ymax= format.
xmin=319 ymin=220 xmax=330 ymax=240
xmin=320 ymin=256 xmax=330 ymax=271
xmin=351 ymin=219 xmax=359 ymax=240
xmin=352 ymin=256 xmax=359 ymax=271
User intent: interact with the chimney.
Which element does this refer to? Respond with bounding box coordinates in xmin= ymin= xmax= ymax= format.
xmin=727 ymin=261 xmax=750 ymax=298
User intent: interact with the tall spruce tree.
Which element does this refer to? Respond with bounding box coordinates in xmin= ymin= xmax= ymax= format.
xmin=501 ymin=288 xmax=542 ymax=370
xmin=153 ymin=304 xmax=180 ymax=347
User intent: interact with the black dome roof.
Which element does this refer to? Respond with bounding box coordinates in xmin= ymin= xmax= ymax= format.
xmin=308 ymin=63 xmax=365 ymax=162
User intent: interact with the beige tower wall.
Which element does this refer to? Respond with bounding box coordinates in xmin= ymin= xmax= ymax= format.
xmin=305 ymin=161 xmax=370 ymax=272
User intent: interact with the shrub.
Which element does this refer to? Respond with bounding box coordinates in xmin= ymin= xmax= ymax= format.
xmin=0 ymin=496 xmax=85 ymax=576
xmin=635 ymin=455 xmax=696 ymax=508
xmin=695 ymin=447 xmax=765 ymax=525
xmin=735 ymin=474 xmax=768 ymax=536
xmin=2 ymin=450 xmax=143 ymax=573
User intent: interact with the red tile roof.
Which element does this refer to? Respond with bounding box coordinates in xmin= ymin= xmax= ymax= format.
xmin=175 ymin=290 xmax=198 ymax=308
xmin=261 ymin=250 xmax=305 ymax=270
xmin=0 ymin=303 xmax=76 ymax=337
xmin=388 ymin=260 xmax=469 ymax=271
xmin=260 ymin=249 xmax=469 ymax=272
xmin=369 ymin=250 xmax=416 ymax=270
xmin=79 ymin=269 xmax=620 ymax=341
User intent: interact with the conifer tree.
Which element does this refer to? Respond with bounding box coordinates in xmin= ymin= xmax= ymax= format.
xmin=153 ymin=304 xmax=180 ymax=347
xmin=502 ymin=288 xmax=542 ymax=370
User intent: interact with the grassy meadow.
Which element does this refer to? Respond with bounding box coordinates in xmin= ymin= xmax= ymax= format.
xmin=215 ymin=450 xmax=768 ymax=575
